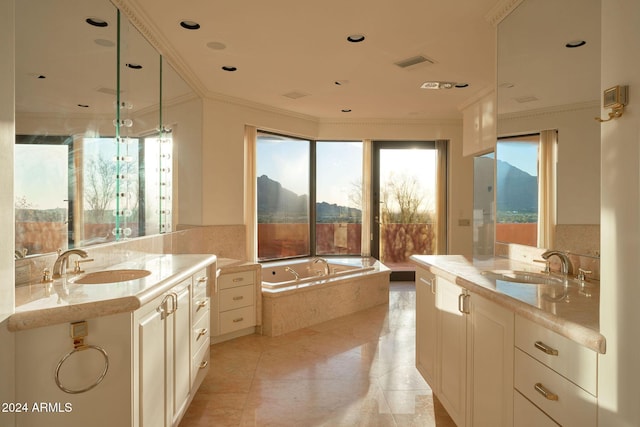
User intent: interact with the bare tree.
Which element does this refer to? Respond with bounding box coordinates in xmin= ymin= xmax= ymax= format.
xmin=380 ymin=172 xmax=435 ymax=263
xmin=84 ymin=155 xmax=118 ymax=223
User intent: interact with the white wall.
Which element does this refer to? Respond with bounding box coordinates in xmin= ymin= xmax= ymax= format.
xmin=0 ymin=0 xmax=16 ymax=425
xmin=498 ymin=103 xmax=601 ymax=225
xmin=598 ymin=1 xmax=640 ymax=426
xmin=200 ymin=100 xmax=473 ymax=257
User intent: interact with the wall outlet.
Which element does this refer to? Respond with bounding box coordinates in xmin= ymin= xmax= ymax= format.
xmin=458 ymin=218 xmax=471 ymax=226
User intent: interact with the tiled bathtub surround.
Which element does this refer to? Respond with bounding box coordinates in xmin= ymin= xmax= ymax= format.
xmin=262 ymin=262 xmax=391 ymax=337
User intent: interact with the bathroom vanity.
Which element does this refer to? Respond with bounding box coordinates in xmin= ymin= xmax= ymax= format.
xmin=9 ymin=254 xmax=216 ymax=427
xmin=412 ymin=254 xmax=603 ymax=427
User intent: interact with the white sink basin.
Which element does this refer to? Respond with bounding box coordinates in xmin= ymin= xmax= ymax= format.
xmin=481 ymin=270 xmax=565 ymax=286
xmin=70 ymin=269 xmax=151 ymax=284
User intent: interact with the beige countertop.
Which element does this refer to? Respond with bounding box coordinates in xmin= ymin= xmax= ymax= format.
xmin=411 ymin=255 xmax=605 ymax=354
xmin=8 ymin=253 xmax=217 ymax=332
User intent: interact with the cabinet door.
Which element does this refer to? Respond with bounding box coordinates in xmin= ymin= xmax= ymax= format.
xmin=171 ymin=285 xmax=191 ymax=425
xmin=468 ymin=292 xmax=514 ymax=427
xmin=436 ymin=277 xmax=467 ymax=427
xmin=138 ymin=300 xmax=168 ymax=427
xmin=416 ymin=268 xmax=437 ymax=387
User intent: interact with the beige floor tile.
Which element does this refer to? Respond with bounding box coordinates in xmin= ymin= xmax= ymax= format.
xmin=179 ymin=281 xmax=455 ymax=427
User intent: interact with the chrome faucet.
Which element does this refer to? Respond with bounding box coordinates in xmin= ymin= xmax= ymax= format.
xmin=284 ymin=266 xmax=300 ymax=280
xmin=312 ymin=257 xmax=330 ymax=276
xmin=541 ymin=250 xmax=572 ymax=275
xmin=52 ymin=249 xmax=89 ymax=279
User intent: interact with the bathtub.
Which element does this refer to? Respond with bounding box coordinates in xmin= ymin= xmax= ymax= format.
xmin=260 ymin=257 xmax=391 ymax=336
xmin=261 ymin=257 xmax=376 ymax=290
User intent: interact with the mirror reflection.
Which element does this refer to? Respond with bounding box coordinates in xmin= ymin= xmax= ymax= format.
xmin=493 ymin=0 xmax=601 ymax=255
xmin=14 ymin=0 xmax=189 ymax=258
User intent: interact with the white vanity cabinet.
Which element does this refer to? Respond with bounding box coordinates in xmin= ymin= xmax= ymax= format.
xmin=211 ymin=266 xmax=259 ymax=343
xmin=134 ymin=278 xmax=191 ymax=427
xmin=415 ymin=267 xmax=514 ymax=427
xmin=513 ymin=315 xmax=598 ymax=427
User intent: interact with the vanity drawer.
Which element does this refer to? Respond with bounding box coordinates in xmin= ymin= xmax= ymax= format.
xmin=192 ymin=296 xmax=210 ymax=324
xmin=219 ymin=270 xmax=254 ymax=290
xmin=514 ymin=348 xmax=596 ymax=427
xmin=191 ymin=337 xmax=210 ymax=388
xmin=219 ymin=284 xmax=254 ymax=311
xmin=219 ymin=305 xmax=255 ymax=334
xmin=515 ymin=315 xmax=597 ymax=395
xmin=514 ymin=390 xmax=559 ymax=427
xmin=193 ymin=269 xmax=209 ymax=298
xmin=192 ymin=311 xmax=210 ymax=351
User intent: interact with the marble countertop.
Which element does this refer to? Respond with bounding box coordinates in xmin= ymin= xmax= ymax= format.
xmin=411 ymin=255 xmax=605 ymax=354
xmin=8 ymin=253 xmax=217 ymax=332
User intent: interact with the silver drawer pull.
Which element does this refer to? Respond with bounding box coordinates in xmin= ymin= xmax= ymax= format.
xmin=197 ymin=276 xmax=208 ymax=283
xmin=232 ymin=277 xmax=244 ymax=283
xmin=534 ymin=382 xmax=559 ymax=401
xmin=196 ymin=300 xmax=208 ymax=308
xmin=232 ymin=317 xmax=244 ymax=323
xmin=199 ymin=360 xmax=208 ymax=369
xmin=197 ymin=328 xmax=208 ymax=338
xmin=232 ymin=296 xmax=244 ymax=301
xmin=534 ymin=341 xmax=559 ymax=356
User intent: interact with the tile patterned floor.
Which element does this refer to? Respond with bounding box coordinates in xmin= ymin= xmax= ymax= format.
xmin=179 ymin=281 xmax=456 ymax=427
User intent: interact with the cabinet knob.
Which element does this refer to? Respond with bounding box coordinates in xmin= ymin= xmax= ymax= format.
xmin=199 ymin=360 xmax=209 ymax=369
xmin=232 ymin=296 xmax=244 ymax=301
xmin=196 ymin=300 xmax=208 ymax=308
xmin=197 ymin=276 xmax=208 ymax=283
xmin=232 ymin=277 xmax=244 ymax=283
xmin=232 ymin=317 xmax=244 ymax=323
xmin=197 ymin=328 xmax=208 ymax=338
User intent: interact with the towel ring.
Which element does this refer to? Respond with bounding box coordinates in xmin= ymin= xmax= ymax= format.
xmin=54 ymin=344 xmax=109 ymax=394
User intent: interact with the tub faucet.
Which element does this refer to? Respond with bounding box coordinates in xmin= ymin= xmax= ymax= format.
xmin=285 ymin=266 xmax=300 ymax=280
xmin=541 ymin=250 xmax=572 ymax=275
xmin=52 ymin=249 xmax=89 ymax=279
xmin=313 ymin=257 xmax=330 ymax=276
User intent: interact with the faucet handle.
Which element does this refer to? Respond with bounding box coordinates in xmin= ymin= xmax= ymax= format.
xmin=73 ymin=258 xmax=95 ymax=274
xmin=577 ymin=268 xmax=592 ymax=281
xmin=533 ymin=259 xmax=551 ymax=273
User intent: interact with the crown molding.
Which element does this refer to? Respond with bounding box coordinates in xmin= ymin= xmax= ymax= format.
xmin=485 ymin=0 xmax=524 ymax=27
xmin=498 ymin=100 xmax=600 ymax=121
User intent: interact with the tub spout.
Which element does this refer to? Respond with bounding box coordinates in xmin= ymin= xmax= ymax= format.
xmin=285 ymin=266 xmax=300 ymax=280
xmin=312 ymin=257 xmax=330 ymax=275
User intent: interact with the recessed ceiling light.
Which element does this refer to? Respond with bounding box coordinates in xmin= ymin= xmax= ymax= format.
xmin=207 ymin=41 xmax=227 ymax=50
xmin=499 ymin=82 xmax=515 ymax=89
xmin=454 ymin=83 xmax=469 ymax=88
xmin=341 ymin=108 xmax=352 ymax=113
xmin=346 ymin=34 xmax=365 ymax=43
xmin=86 ymin=17 xmax=108 ymax=27
xmin=221 ymin=66 xmax=237 ymax=72
xmin=77 ymin=104 xmax=90 ymax=108
xmin=334 ymin=80 xmax=349 ymax=86
xmin=565 ymin=40 xmax=586 ymax=48
xmin=94 ymin=39 xmax=115 ymax=47
xmin=126 ymin=63 xmax=143 ymax=70
xmin=180 ymin=20 xmax=201 ymax=30
xmin=36 ymin=75 xmax=46 ymax=79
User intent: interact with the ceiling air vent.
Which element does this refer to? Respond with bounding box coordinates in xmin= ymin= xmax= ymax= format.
xmin=514 ymin=95 xmax=539 ymax=103
xmin=282 ymin=91 xmax=309 ymax=100
xmin=394 ymin=55 xmax=435 ymax=69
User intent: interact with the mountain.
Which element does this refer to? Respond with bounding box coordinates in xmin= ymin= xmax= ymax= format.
xmin=496 ymin=160 xmax=538 ymax=213
xmin=257 ymin=175 xmax=361 ymax=222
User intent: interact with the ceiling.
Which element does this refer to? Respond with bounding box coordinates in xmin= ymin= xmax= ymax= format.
xmin=123 ymin=0 xmax=502 ymax=120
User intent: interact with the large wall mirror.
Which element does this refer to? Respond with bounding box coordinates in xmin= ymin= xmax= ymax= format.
xmin=15 ymin=0 xmax=196 ymax=258
xmin=493 ymin=0 xmax=601 ymax=256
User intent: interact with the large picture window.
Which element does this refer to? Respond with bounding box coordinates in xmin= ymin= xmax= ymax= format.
xmin=256 ymin=132 xmax=363 ymax=261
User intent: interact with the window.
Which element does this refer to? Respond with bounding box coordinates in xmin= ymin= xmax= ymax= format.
xmin=496 ymin=135 xmax=539 ymax=246
xmin=257 ymin=133 xmax=311 ymax=260
xmin=256 ymin=132 xmax=363 ymax=261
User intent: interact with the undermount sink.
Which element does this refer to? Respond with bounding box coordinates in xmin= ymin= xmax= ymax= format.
xmin=481 ymin=270 xmax=566 ymax=286
xmin=70 ymin=269 xmax=151 ymax=284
